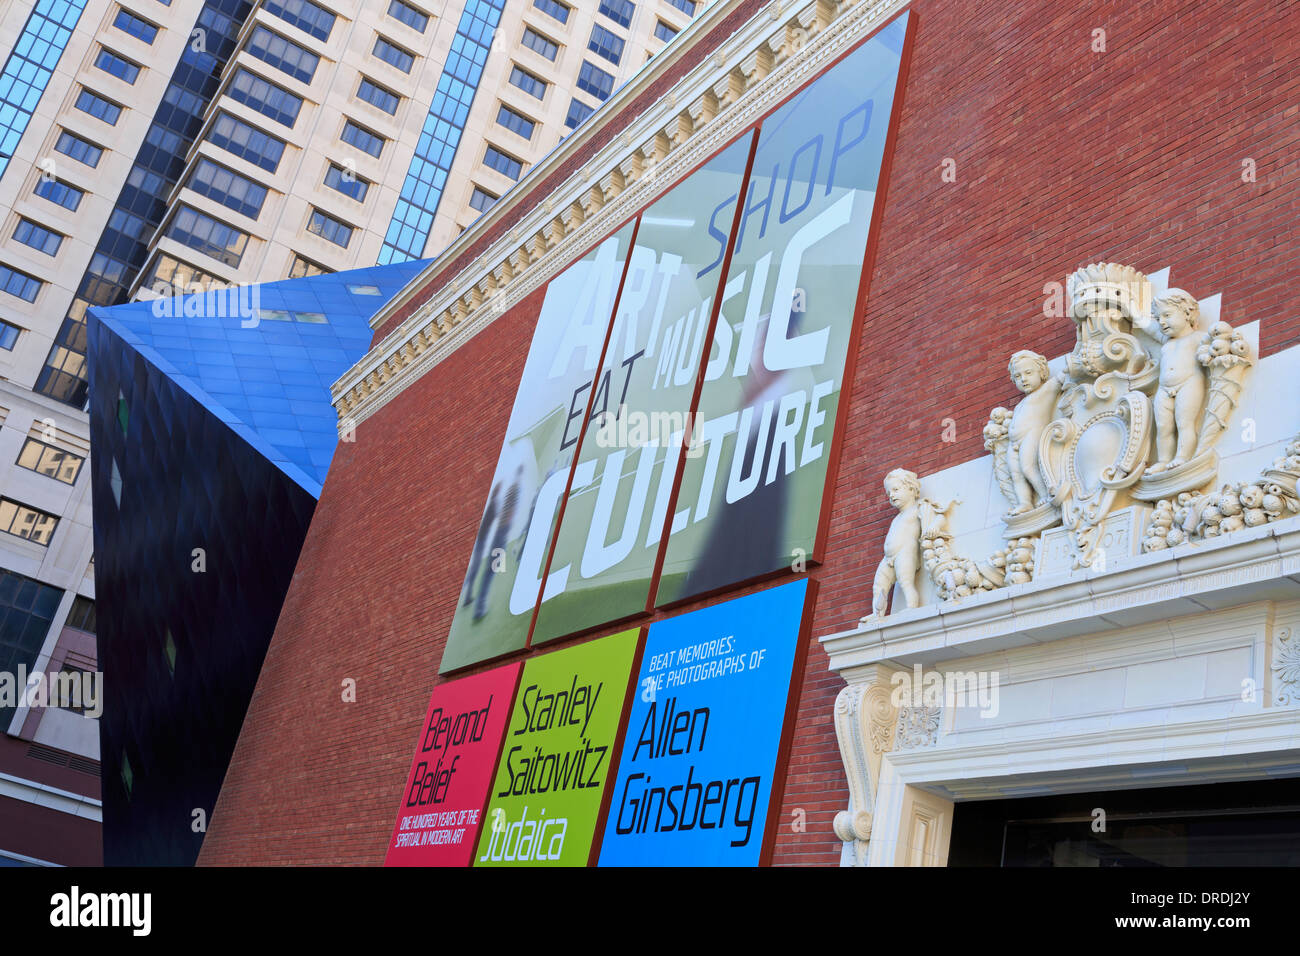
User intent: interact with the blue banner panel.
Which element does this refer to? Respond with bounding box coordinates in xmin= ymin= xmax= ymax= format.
xmin=597 ymin=578 xmax=809 ymax=866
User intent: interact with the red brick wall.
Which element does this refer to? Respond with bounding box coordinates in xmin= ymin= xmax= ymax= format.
xmin=199 ymin=0 xmax=1300 ymax=866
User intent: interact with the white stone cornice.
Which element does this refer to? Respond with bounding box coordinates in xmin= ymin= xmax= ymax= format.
xmin=331 ymin=0 xmax=911 ymax=431
xmin=821 ymin=516 xmax=1300 ymax=674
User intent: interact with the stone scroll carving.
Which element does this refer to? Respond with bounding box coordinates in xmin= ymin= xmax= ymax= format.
xmin=832 ymin=670 xmax=899 ymax=866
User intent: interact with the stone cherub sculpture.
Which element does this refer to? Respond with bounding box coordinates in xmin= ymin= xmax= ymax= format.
xmin=867 ymin=469 xmax=925 ymax=619
xmin=1134 ymin=290 xmax=1207 ymax=473
xmin=985 ymin=350 xmax=1062 ymax=516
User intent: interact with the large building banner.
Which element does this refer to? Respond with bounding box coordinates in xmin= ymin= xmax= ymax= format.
xmin=656 ymin=18 xmax=907 ymax=605
xmin=384 ymin=663 xmax=521 ymax=866
xmin=530 ymin=132 xmax=756 ymax=645
xmin=441 ymin=224 xmax=636 ymax=672
xmin=440 ymin=12 xmax=911 ymax=671
xmin=474 ymin=629 xmax=639 ymax=866
xmin=596 ymin=579 xmax=810 ymax=866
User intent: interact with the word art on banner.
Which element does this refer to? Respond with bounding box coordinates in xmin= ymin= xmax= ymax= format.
xmin=475 ymin=630 xmax=639 ymax=866
xmin=384 ymin=663 xmax=521 ymax=866
xmin=597 ymin=578 xmax=811 ymax=866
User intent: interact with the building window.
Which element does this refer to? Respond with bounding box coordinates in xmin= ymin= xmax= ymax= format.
xmin=13 ymin=218 xmax=63 ymax=256
xmin=508 ymin=65 xmax=546 ymax=100
xmin=532 ymin=0 xmax=569 ymax=24
xmin=468 ymin=185 xmax=497 ymax=212
xmin=521 ymin=27 xmax=558 ymax=61
xmin=288 ymin=254 xmax=331 ymax=278
xmin=113 ymin=9 xmax=159 ymax=43
xmin=598 ymin=0 xmax=634 ymax=28
xmin=372 ymin=36 xmax=415 ymax=72
xmin=142 ymin=254 xmax=223 ymax=296
xmin=186 ymin=157 xmax=268 ymax=219
xmin=227 ymin=68 xmax=303 ymax=128
xmin=306 ymin=208 xmax=353 ymax=247
xmin=0 ymin=265 xmax=39 ymax=303
xmin=75 ymin=89 xmax=123 ymax=125
xmin=347 ymin=283 xmax=382 ymax=295
xmin=263 ymin=0 xmax=336 ymax=42
xmin=66 ymin=595 xmax=96 ymax=633
xmin=340 ymin=119 xmax=385 ymax=157
xmin=588 ymin=25 xmax=624 ymax=65
xmin=0 ymin=499 xmax=58 ymax=546
xmin=576 ymin=60 xmax=614 ymax=101
xmin=0 ymin=0 xmax=87 ymax=183
xmin=324 ymin=162 xmax=369 ymax=201
xmin=54 ymin=130 xmax=103 ymax=168
xmin=208 ymin=112 xmax=285 ymax=173
xmin=0 ymin=319 xmax=21 ymax=349
xmin=164 ymin=206 xmax=249 ymax=268
xmin=247 ymin=25 xmax=319 ymax=84
xmin=357 ymin=77 xmax=401 ymax=115
xmin=33 ymin=177 xmax=83 ymax=211
xmin=16 ymin=438 xmax=83 ymax=484
xmin=387 ymin=0 xmax=428 ymax=32
xmin=665 ymin=0 xmax=694 ymax=13
xmin=654 ymin=19 xmax=677 ymax=42
xmin=483 ymin=145 xmax=522 ymax=180
xmin=0 ymin=568 xmax=63 ymax=722
xmin=496 ymin=104 xmax=535 ymax=140
xmin=94 ymin=48 xmax=141 ymax=83
xmin=564 ymin=97 xmax=594 ymax=129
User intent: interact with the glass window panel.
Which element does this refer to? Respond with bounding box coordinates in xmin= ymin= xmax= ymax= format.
xmin=508 ymin=65 xmax=546 ymax=99
xmin=94 ymin=48 xmax=141 ymax=83
xmin=113 ymin=9 xmax=159 ymax=43
xmin=532 ymin=0 xmax=569 ymax=24
xmin=598 ymin=0 xmax=633 ymax=27
xmin=387 ymin=0 xmax=428 ymax=32
xmin=263 ymin=0 xmax=335 ymax=41
xmin=588 ymin=24 xmax=625 ymax=65
xmin=576 ymin=61 xmax=613 ymax=101
xmin=373 ymin=36 xmax=415 ymax=72
xmin=521 ymin=27 xmax=558 ymax=61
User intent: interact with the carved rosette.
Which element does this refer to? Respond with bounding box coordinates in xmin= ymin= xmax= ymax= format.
xmin=1273 ymin=627 xmax=1300 ymax=706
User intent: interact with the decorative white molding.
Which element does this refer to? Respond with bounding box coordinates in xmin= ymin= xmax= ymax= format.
xmin=1274 ymin=626 xmax=1300 ymax=705
xmin=831 ymin=666 xmax=899 ymax=866
xmin=824 ymin=514 xmax=1300 ymax=674
xmin=330 ymin=0 xmax=910 ymax=431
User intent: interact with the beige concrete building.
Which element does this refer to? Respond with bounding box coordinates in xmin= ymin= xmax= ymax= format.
xmin=136 ymin=0 xmax=698 ymax=296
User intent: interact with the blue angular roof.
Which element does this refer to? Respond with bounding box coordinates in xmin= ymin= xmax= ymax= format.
xmin=88 ymin=259 xmax=428 ymax=497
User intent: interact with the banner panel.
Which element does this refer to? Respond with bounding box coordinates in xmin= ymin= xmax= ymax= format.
xmin=384 ymin=663 xmax=521 ymax=866
xmin=473 ymin=629 xmax=639 ymax=866
xmin=596 ymin=579 xmax=809 ymax=866
xmin=441 ymin=223 xmax=636 ymax=672
xmin=655 ymin=13 xmax=909 ymax=605
xmin=529 ymin=133 xmax=756 ymax=645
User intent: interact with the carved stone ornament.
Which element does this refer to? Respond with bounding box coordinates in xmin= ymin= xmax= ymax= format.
xmin=832 ymin=674 xmax=900 ymax=865
xmin=864 ymin=261 xmax=1260 ymax=621
xmin=1273 ymin=627 xmax=1300 ymax=706
xmin=893 ymin=701 xmax=941 ymax=750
